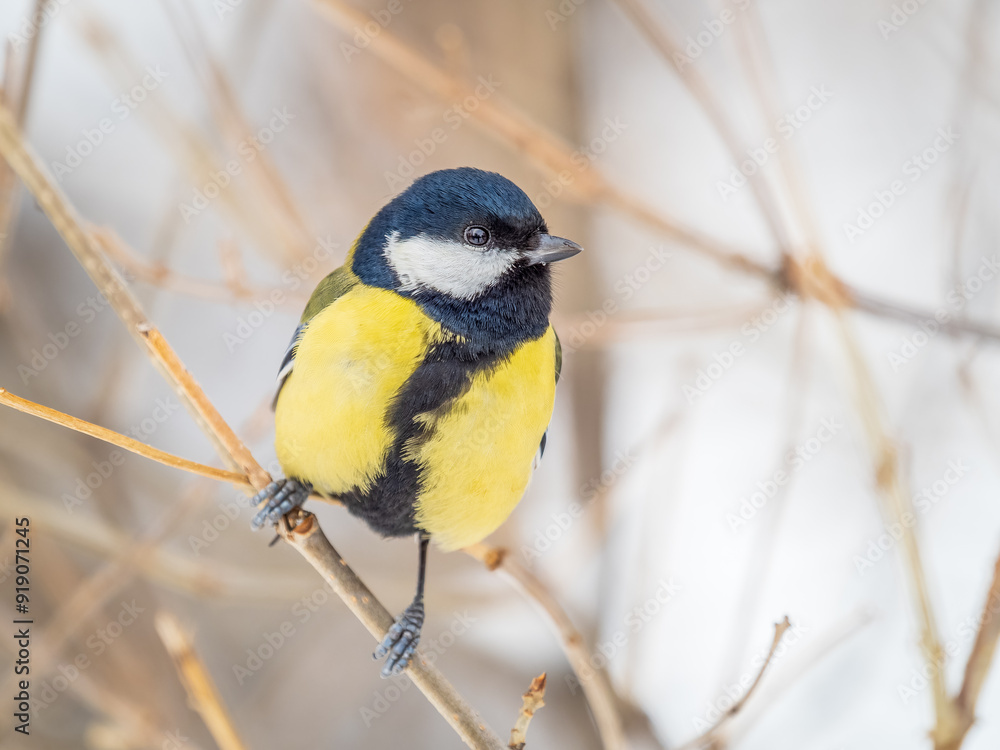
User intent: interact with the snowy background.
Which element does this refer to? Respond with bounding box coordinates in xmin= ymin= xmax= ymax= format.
xmin=1 ymin=0 xmax=998 ymax=748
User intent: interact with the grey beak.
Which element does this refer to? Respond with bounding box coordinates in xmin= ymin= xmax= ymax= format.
xmin=523 ymin=234 xmax=583 ymax=266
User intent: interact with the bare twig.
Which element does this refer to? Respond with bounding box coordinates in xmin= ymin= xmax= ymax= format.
xmin=676 ymin=617 xmax=791 ymax=750
xmin=0 ymin=388 xmax=249 ymax=487
xmin=609 ymin=0 xmax=792 ymax=256
xmin=94 ymin=227 xmax=305 ymax=306
xmin=0 ymin=0 xmax=45 ymax=305
xmin=848 ymin=286 xmax=1000 ymax=343
xmin=286 ymin=515 xmax=505 ymax=749
xmin=464 ymin=544 xmax=627 ymax=750
xmin=310 ymin=0 xmax=776 ymax=284
xmin=508 ymin=673 xmax=547 ymax=750
xmin=155 ymin=612 xmax=248 ymax=750
xmin=0 ymin=99 xmax=504 ymax=750
xmin=936 ymin=546 xmax=1000 ymax=750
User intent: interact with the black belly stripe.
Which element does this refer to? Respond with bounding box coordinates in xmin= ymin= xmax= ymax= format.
xmin=335 ymin=338 xmax=508 ymax=538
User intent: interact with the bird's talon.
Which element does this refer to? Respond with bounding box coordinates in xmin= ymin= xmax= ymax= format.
xmin=250 ymin=478 xmax=312 ymax=530
xmin=375 ymin=599 xmax=424 ymax=677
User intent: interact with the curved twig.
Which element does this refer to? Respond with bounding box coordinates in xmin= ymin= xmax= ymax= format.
xmin=0 ymin=99 xmax=505 ymax=750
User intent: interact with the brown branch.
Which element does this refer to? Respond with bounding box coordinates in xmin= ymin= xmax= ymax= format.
xmin=935 ymin=546 xmax=1000 ymax=750
xmin=609 ymin=0 xmax=792 ymax=256
xmin=676 ymin=617 xmax=791 ymax=750
xmin=310 ymin=0 xmax=776 ymax=285
xmin=0 ymin=99 xmax=504 ymax=750
xmin=508 ymin=673 xmax=546 ymax=750
xmin=0 ymin=388 xmax=249 ymax=487
xmin=833 ymin=316 xmax=955 ymax=733
xmin=155 ymin=612 xmax=248 ymax=750
xmin=849 ymin=286 xmax=1000 ymax=343
xmin=958 ymin=547 xmax=1000 ymax=715
xmin=94 ymin=227 xmax=304 ymax=307
xmin=75 ymin=12 xmax=309 ymax=265
xmin=465 ymin=544 xmax=628 ymax=750
xmin=0 ymin=1 xmax=45 ymax=305
xmin=286 ymin=516 xmax=504 ymax=749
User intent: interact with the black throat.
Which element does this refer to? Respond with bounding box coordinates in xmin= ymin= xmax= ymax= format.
xmin=410 ymin=263 xmax=553 ymax=356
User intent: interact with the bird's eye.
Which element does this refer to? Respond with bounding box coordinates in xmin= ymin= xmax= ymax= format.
xmin=464 ymin=225 xmax=490 ymax=247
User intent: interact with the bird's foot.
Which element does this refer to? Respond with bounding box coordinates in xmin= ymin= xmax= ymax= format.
xmin=250 ymin=478 xmax=312 ymax=530
xmin=374 ymin=598 xmax=425 ymax=677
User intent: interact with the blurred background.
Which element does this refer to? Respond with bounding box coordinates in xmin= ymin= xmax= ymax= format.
xmin=1 ymin=0 xmax=999 ymax=748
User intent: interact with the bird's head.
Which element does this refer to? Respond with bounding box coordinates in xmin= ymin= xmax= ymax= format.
xmin=350 ymin=168 xmax=582 ymax=303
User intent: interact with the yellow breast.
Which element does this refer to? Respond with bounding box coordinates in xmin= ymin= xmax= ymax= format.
xmin=274 ymin=283 xmax=557 ymax=551
xmin=275 ymin=286 xmax=442 ymax=494
xmin=410 ymin=327 xmax=556 ymax=550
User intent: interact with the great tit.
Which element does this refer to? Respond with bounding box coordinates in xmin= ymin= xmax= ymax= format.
xmin=251 ymin=167 xmax=581 ymax=676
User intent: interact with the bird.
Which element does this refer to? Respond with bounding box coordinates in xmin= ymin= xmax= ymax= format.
xmin=250 ymin=167 xmax=581 ymax=676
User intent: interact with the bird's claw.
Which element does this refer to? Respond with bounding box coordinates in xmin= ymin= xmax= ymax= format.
xmin=374 ymin=598 xmax=425 ymax=677
xmin=250 ymin=478 xmax=312 ymax=530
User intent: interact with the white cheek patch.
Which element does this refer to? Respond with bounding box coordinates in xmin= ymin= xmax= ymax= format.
xmin=384 ymin=232 xmax=515 ymax=300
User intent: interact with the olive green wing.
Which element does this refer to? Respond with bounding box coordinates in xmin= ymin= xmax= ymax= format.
xmin=272 ymin=266 xmax=359 ymax=409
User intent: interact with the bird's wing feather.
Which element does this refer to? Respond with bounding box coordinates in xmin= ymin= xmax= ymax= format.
xmin=272 ymin=265 xmax=359 ymax=409
xmin=536 ymin=331 xmax=562 ymax=464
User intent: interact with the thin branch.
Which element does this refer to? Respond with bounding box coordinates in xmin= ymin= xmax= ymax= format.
xmin=285 ymin=515 xmax=504 ymax=749
xmin=943 ymin=546 xmax=1000 ymax=750
xmin=161 ymin=0 xmax=315 ymax=254
xmin=508 ymin=673 xmax=547 ymax=750
xmin=0 ymin=0 xmax=45 ymax=303
xmin=609 ymin=0 xmax=792 ymax=256
xmin=676 ymin=617 xmax=791 ymax=750
xmin=74 ymin=12 xmax=308 ymax=264
xmin=310 ymin=0 xmax=776 ymax=285
xmin=155 ymin=612 xmax=248 ymax=750
xmin=0 ymin=388 xmax=249 ymax=487
xmin=0 ymin=484 xmax=308 ymax=601
xmin=833 ymin=314 xmax=956 ymax=732
xmin=0 ymin=99 xmax=504 ymax=750
xmin=92 ymin=227 xmax=308 ymax=307
xmin=849 ymin=286 xmax=1000 ymax=343
xmin=464 ymin=544 xmax=627 ymax=750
